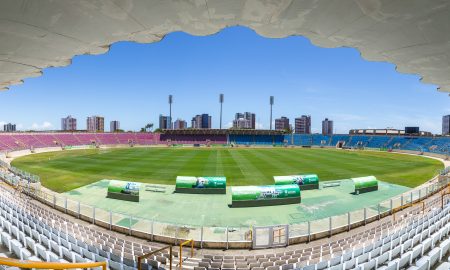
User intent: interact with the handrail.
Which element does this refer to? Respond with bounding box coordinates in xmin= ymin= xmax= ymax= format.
xmin=179 ymin=239 xmax=194 ymax=270
xmin=137 ymin=245 xmax=172 ymax=270
xmin=0 ymin=257 xmax=106 ymax=269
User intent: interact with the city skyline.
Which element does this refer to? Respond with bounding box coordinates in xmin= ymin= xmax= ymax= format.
xmin=0 ymin=27 xmax=447 ymax=134
xmin=1 ymin=108 xmax=448 ymax=135
xmin=0 ymin=108 xmax=447 ymax=135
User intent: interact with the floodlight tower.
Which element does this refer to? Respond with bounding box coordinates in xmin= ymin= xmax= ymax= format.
xmin=168 ymin=94 xmax=173 ymax=129
xmin=270 ymin=96 xmax=274 ymax=130
xmin=219 ymin=93 xmax=224 ymax=129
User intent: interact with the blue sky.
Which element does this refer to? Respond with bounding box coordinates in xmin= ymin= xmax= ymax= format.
xmin=1 ymin=26 xmax=448 ymax=134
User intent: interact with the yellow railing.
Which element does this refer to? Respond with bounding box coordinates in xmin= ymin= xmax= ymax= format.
xmin=179 ymin=239 xmax=194 ymax=270
xmin=137 ymin=245 xmax=173 ymax=270
xmin=0 ymin=257 xmax=107 ymax=269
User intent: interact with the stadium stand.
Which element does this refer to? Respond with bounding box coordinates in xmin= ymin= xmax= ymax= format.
xmin=160 ymin=134 xmax=227 ymax=145
xmin=0 ymin=132 xmax=449 ymax=156
xmin=0 ymin=185 xmax=175 ymax=269
xmin=198 ymin=201 xmax=450 ymax=270
xmin=0 ymin=180 xmax=448 ymax=270
xmin=228 ymin=135 xmax=284 ymax=146
xmin=0 ymin=133 xmax=159 ymax=152
xmin=0 ymin=133 xmax=449 ymax=269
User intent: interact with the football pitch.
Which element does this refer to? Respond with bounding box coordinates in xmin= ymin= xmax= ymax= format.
xmin=11 ymin=147 xmax=443 ymax=193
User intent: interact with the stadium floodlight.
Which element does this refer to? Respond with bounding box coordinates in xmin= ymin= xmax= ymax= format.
xmin=270 ymin=96 xmax=274 ymax=130
xmin=169 ymin=95 xmax=173 ymax=129
xmin=219 ymin=94 xmax=224 ymax=129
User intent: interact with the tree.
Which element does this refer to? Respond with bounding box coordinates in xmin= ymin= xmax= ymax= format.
xmin=284 ymin=125 xmax=294 ymax=134
xmin=145 ymin=123 xmax=154 ymax=132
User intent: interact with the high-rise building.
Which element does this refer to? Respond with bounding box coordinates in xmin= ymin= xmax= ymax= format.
xmin=61 ymin=115 xmax=77 ymax=131
xmin=275 ymin=117 xmax=290 ymax=131
xmin=191 ymin=114 xmax=211 ymax=129
xmin=86 ymin=116 xmax=104 ymax=132
xmin=233 ymin=118 xmax=252 ymax=129
xmin=443 ymin=115 xmax=450 ymax=135
xmin=110 ymin=121 xmax=120 ymax=132
xmin=3 ymin=123 xmax=16 ymax=132
xmin=159 ymin=115 xmax=172 ymax=130
xmin=233 ymin=112 xmax=256 ymax=129
xmin=174 ymin=119 xmax=187 ymax=130
xmin=322 ymin=118 xmax=333 ymax=135
xmin=295 ymin=115 xmax=311 ymax=134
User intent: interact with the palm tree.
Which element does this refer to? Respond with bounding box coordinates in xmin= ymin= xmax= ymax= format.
xmin=145 ymin=123 xmax=154 ymax=132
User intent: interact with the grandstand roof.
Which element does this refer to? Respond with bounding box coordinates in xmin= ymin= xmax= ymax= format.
xmin=1 ymin=1 xmax=450 ymax=93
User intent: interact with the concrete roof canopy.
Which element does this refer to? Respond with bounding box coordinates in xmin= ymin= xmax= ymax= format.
xmin=1 ymin=0 xmax=449 ymax=93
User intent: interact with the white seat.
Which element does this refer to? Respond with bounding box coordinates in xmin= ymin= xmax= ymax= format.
xmin=1 ymin=231 xmax=11 ymax=251
xmin=392 ymin=238 xmax=400 ymax=249
xmin=390 ymin=245 xmax=401 ymax=260
xmin=71 ymin=244 xmax=82 ymax=255
xmin=329 ymin=255 xmax=342 ymax=267
xmin=356 ymin=253 xmax=369 ymax=265
xmin=39 ymin=235 xmax=50 ymax=250
xmin=439 ymin=239 xmax=450 ymax=261
xmin=109 ymin=259 xmax=123 ymax=270
xmin=50 ymin=240 xmax=62 ymax=257
xmin=407 ymin=261 xmax=428 ymax=270
xmin=395 ymin=251 xmax=412 ymax=269
xmin=416 ymin=247 xmax=441 ymax=269
xmin=300 ymin=261 xmax=316 ymax=270
xmin=421 ymin=229 xmax=429 ymax=241
xmin=342 ymin=251 xmax=352 ymax=262
xmin=431 ymin=232 xmax=440 ymax=248
xmin=343 ymin=258 xmax=356 ymax=270
xmin=369 ymin=247 xmax=380 ymax=259
xmin=316 ymin=260 xmax=328 ymax=270
xmin=360 ymin=258 xmax=376 ymax=270
xmin=62 ymin=246 xmax=76 ymax=262
xmin=422 ymin=238 xmax=432 ymax=254
xmin=364 ymin=244 xmax=374 ymax=253
xmin=410 ymin=244 xmax=423 ymax=264
xmin=25 ymin=236 xmax=36 ymax=255
xmin=378 ymin=260 xmax=397 ymax=270
xmin=353 ymin=247 xmax=363 ymax=258
xmin=382 ymin=243 xmax=391 ymax=254
xmin=412 ymin=234 xmax=421 ymax=246
xmin=376 ymin=252 xmax=389 ymax=267
xmin=402 ymin=239 xmax=413 ymax=253
xmin=10 ymin=239 xmax=25 ymax=260
xmin=36 ymin=243 xmax=49 ymax=261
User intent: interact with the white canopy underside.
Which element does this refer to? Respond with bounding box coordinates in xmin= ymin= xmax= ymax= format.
xmin=1 ymin=0 xmax=450 ymax=93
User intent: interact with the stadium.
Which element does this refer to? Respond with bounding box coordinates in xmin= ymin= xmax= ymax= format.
xmin=0 ymin=1 xmax=450 ymax=270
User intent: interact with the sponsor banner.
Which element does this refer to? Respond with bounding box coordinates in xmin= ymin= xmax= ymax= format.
xmin=274 ymin=174 xmax=319 ymax=186
xmin=231 ymin=185 xmax=300 ymax=201
xmin=176 ymin=176 xmax=226 ymax=189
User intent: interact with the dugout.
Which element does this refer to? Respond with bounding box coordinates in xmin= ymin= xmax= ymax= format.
xmin=352 ymin=176 xmax=378 ymax=194
xmin=175 ymin=176 xmax=226 ymax=194
xmin=106 ymin=180 xmax=140 ymax=202
xmin=231 ymin=185 xmax=300 ymax=207
xmin=273 ymin=174 xmax=319 ymax=190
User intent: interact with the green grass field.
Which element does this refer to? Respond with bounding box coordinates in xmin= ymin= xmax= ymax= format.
xmin=11 ymin=147 xmax=443 ymax=193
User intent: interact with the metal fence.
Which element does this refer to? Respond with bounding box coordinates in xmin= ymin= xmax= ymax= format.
xmin=1 ymin=168 xmax=448 ymax=249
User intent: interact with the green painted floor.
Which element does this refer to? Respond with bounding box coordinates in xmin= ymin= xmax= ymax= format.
xmin=64 ymin=179 xmax=409 ymax=227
